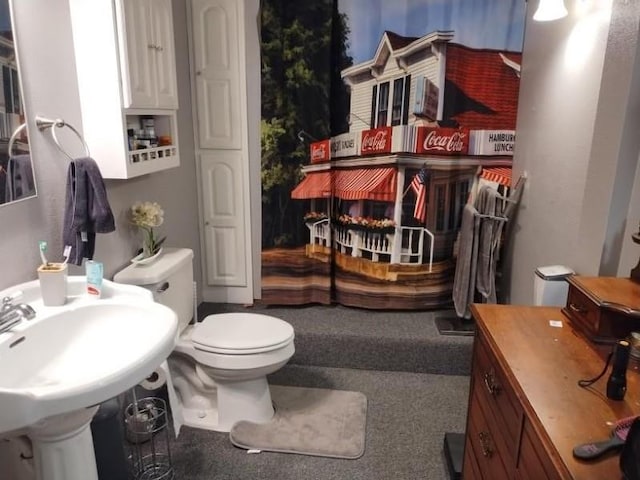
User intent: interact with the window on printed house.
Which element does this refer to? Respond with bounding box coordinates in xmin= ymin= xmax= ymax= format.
xmin=391 ymin=76 xmax=411 ymax=126
xmin=456 ymin=180 xmax=470 ymax=229
xmin=376 ymin=82 xmax=389 ymax=127
xmin=2 ymin=65 xmax=21 ymax=114
xmin=435 ymin=184 xmax=446 ymax=231
xmin=435 ymin=180 xmax=471 ymax=232
xmin=370 ymin=85 xmax=377 ymax=128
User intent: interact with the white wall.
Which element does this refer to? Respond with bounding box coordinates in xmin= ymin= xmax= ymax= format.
xmin=0 ymin=0 xmax=202 ymax=296
xmin=507 ymin=0 xmax=640 ymax=304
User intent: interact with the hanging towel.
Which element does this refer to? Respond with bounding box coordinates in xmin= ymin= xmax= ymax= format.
xmin=5 ymin=154 xmax=35 ymax=203
xmin=452 ymin=203 xmax=481 ymax=319
xmin=63 ymin=157 xmax=115 ymax=265
xmin=476 ymin=186 xmax=503 ymax=303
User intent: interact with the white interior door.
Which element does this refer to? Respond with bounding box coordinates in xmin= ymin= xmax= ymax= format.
xmin=190 ymin=0 xmax=253 ymax=303
xmin=191 ymin=0 xmax=242 ymax=149
xmin=200 ymin=153 xmax=247 ymax=287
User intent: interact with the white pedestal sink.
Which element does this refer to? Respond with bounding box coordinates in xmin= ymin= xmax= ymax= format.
xmin=0 ymin=276 xmax=178 ymax=480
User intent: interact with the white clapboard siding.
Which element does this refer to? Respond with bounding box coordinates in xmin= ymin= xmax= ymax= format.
xmin=348 ymin=46 xmax=442 ymax=132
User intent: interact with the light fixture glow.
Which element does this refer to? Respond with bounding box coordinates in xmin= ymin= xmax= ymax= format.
xmin=533 ymin=0 xmax=568 ymax=21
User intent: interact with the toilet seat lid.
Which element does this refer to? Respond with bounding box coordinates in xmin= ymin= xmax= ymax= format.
xmin=192 ymin=313 xmax=294 ymax=354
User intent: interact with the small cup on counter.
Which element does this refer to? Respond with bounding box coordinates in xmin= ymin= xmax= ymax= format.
xmin=37 ymin=263 xmax=68 ymax=306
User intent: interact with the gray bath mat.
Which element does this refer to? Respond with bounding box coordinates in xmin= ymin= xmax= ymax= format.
xmin=229 ymin=385 xmax=367 ymax=459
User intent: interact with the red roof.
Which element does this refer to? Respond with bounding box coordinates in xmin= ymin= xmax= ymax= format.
xmin=384 ymin=31 xmax=419 ymax=50
xmin=444 ymin=44 xmax=521 ymax=130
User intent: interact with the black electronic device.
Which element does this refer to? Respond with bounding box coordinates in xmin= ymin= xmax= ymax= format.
xmin=607 ymin=340 xmax=630 ymax=401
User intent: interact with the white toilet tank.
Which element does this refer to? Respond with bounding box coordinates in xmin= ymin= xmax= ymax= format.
xmin=114 ymin=248 xmax=195 ymax=332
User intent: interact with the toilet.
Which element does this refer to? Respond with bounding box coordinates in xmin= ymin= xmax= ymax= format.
xmin=113 ymin=248 xmax=295 ymax=432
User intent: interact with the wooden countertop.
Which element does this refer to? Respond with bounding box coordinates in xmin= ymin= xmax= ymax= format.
xmin=471 ymin=303 xmax=640 ymax=480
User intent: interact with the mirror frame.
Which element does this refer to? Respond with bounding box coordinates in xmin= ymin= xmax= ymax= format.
xmin=0 ymin=0 xmax=35 ymax=208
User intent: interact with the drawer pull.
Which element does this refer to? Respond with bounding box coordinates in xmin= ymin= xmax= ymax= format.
xmin=569 ymin=302 xmax=587 ymax=314
xmin=478 ymin=431 xmax=494 ymax=458
xmin=484 ymin=369 xmax=501 ymax=396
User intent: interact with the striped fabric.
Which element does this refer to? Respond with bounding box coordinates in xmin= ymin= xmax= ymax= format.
xmin=334 ymin=167 xmax=397 ymax=202
xmin=410 ymin=172 xmax=427 ymax=223
xmin=291 ymin=167 xmax=397 ymax=201
xmin=481 ymin=167 xmax=512 ymax=187
xmin=291 ymin=171 xmax=332 ymax=199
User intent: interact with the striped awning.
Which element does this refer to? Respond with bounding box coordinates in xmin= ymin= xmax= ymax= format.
xmin=291 ymin=171 xmax=332 ymax=199
xmin=481 ymin=167 xmax=512 ymax=187
xmin=334 ymin=167 xmax=397 ymax=202
xmin=291 ymin=167 xmax=397 ymax=201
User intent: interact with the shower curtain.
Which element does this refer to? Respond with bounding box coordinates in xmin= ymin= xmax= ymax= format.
xmin=260 ymin=0 xmax=526 ymax=309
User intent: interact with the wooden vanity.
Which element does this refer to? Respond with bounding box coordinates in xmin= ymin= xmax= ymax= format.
xmin=462 ymin=303 xmax=640 ymax=479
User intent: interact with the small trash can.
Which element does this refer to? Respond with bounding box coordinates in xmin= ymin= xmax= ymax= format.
xmin=534 ymin=265 xmax=574 ymax=306
xmin=91 ymin=396 xmax=129 ymax=480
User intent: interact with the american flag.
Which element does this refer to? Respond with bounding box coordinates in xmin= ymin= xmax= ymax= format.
xmin=410 ymin=168 xmax=428 ymax=223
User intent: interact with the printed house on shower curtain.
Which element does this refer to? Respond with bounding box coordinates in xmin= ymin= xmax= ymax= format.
xmin=290 ymin=30 xmax=520 ymax=308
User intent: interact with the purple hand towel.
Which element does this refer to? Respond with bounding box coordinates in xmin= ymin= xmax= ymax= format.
xmin=63 ymin=157 xmax=115 ymax=265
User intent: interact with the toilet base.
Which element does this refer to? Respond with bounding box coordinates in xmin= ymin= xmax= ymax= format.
xmin=172 ymin=372 xmax=275 ymax=433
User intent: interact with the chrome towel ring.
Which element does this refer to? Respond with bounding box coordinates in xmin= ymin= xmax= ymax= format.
xmin=36 ymin=116 xmax=90 ymax=161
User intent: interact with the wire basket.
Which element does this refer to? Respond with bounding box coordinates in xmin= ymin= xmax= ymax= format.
xmin=124 ymin=395 xmax=174 ymax=480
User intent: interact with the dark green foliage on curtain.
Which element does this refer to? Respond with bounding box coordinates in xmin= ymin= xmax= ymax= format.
xmin=260 ymin=0 xmax=352 ymax=248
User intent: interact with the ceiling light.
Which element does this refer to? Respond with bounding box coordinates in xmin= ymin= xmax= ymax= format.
xmin=533 ymin=0 xmax=568 ymax=21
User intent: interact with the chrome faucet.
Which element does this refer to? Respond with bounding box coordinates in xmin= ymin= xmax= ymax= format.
xmin=0 ymin=292 xmax=36 ymax=334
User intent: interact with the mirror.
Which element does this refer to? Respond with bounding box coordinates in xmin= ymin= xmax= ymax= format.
xmin=0 ymin=0 xmax=35 ymax=206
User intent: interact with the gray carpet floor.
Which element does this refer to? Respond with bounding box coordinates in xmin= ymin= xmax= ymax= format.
xmin=167 ymin=304 xmax=473 ymax=480
xmin=198 ymin=303 xmax=473 ymax=376
xmin=171 ymin=365 xmax=469 ymax=480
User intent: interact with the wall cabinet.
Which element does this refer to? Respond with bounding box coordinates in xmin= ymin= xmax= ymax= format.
xmin=119 ymin=0 xmax=178 ymax=109
xmin=69 ymin=0 xmax=179 ymax=179
xmin=464 ymin=304 xmax=640 ymax=479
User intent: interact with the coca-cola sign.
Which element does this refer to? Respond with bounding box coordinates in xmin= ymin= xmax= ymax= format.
xmin=360 ymin=127 xmax=392 ymax=155
xmin=416 ymin=127 xmax=469 ymax=155
xmin=310 ymin=140 xmax=330 ymax=163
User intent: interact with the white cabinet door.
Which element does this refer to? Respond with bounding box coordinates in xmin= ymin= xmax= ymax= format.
xmin=119 ymin=0 xmax=178 ymax=109
xmin=151 ymin=0 xmax=178 ymax=108
xmin=191 ymin=0 xmax=242 ymax=149
xmin=120 ymin=0 xmax=155 ymax=108
xmin=200 ymin=153 xmax=247 ymax=287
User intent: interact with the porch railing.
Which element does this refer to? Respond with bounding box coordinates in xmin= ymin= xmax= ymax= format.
xmin=306 ymin=218 xmax=331 ymax=247
xmin=324 ymin=223 xmax=434 ymax=272
xmin=398 ymin=226 xmax=434 ymax=272
xmin=356 ymin=229 xmax=393 ymax=261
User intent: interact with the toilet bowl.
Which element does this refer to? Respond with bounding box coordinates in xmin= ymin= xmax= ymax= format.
xmin=113 ymin=248 xmax=295 ymax=432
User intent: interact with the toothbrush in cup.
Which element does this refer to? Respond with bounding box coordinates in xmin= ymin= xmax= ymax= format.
xmin=61 ymin=245 xmax=71 ymax=266
xmin=39 ymin=241 xmax=49 ymax=266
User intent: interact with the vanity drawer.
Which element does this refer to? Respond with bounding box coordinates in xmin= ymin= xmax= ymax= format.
xmin=563 ymin=285 xmax=600 ymax=338
xmin=473 ymin=331 xmax=523 ymax=460
xmin=563 ymin=283 xmax=640 ymax=343
xmin=464 ymin=387 xmax=510 ymax=480
xmin=515 ymin=418 xmax=561 ymax=480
